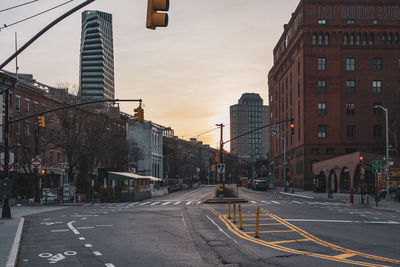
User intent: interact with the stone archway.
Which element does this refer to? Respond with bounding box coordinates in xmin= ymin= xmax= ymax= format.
xmin=328 ymin=169 xmax=338 ymax=193
xmin=340 ymin=167 xmax=351 ymax=193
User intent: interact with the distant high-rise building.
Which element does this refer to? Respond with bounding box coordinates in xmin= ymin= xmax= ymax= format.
xmin=79 ymin=10 xmax=115 ymax=100
xmin=230 ymin=93 xmax=269 ymax=159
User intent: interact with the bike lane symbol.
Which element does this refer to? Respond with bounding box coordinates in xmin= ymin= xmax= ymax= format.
xmin=39 ymin=251 xmax=77 ymax=264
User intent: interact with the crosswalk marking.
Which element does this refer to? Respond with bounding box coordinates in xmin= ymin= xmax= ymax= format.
xmin=250 ymin=201 xmax=257 ymax=204
xmin=162 ymin=202 xmax=170 ymax=205
xmin=186 ymin=201 xmax=192 ymax=205
xmin=174 ymin=201 xmax=181 ymax=205
xmin=270 ymin=201 xmax=279 ymax=204
xmin=151 ymin=202 xmax=160 ymax=206
xmin=139 ymin=202 xmax=151 ymax=206
xmin=197 ymin=201 xmax=202 ymax=205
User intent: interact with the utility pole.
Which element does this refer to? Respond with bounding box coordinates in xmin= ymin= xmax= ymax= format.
xmin=216 ymin=123 xmax=224 ymax=183
xmin=374 ymin=105 xmax=391 ymax=200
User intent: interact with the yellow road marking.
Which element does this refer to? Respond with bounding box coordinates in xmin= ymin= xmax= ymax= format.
xmin=242 ymin=223 xmax=281 ymax=227
xmin=269 ymin=238 xmax=311 ymax=244
xmin=244 ymin=230 xmax=294 ymax=234
xmin=242 ymin=218 xmax=274 ymax=221
xmin=219 ymin=215 xmax=387 ymax=267
xmin=334 ymin=253 xmax=357 ymax=259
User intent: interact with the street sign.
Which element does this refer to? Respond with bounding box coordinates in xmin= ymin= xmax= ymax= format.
xmin=372 ymin=160 xmax=381 ymax=174
xmin=216 ymin=163 xmax=225 ymax=174
xmin=271 ymin=128 xmax=279 ymax=136
xmin=31 ymin=158 xmax=41 ymax=169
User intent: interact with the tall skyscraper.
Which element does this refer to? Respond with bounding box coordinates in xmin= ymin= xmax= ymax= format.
xmin=230 ymin=93 xmax=269 ymax=159
xmin=79 ymin=10 xmax=115 ymax=100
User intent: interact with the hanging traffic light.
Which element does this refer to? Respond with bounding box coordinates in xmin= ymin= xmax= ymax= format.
xmin=359 ymin=156 xmax=364 ymax=167
xmin=134 ymin=106 xmax=144 ymax=123
xmin=290 ymin=120 xmax=295 ymax=135
xmin=40 ymin=169 xmax=46 ymax=175
xmin=359 ymin=156 xmax=365 ymax=177
xmin=146 ymin=0 xmax=169 ymax=30
xmin=38 ymin=115 xmax=45 ymax=127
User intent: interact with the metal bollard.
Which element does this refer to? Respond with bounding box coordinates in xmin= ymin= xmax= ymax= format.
xmin=233 ymin=201 xmax=236 ymax=224
xmin=239 ymin=204 xmax=243 ymax=230
xmin=228 ymin=199 xmax=231 ymax=219
xmin=255 ymin=206 xmax=260 ymax=238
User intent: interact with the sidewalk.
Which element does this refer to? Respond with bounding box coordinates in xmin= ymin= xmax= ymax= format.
xmin=277 ymin=189 xmax=400 ymax=213
xmin=0 ymin=205 xmax=66 ymax=267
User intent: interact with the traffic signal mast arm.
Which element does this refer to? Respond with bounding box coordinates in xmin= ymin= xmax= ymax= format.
xmin=9 ymin=99 xmax=142 ymax=125
xmin=223 ymin=118 xmax=295 ymax=145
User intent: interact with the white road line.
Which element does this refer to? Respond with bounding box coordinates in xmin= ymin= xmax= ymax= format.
xmin=174 ymin=201 xmax=181 ymax=205
xmin=105 ymin=264 xmax=115 ymax=267
xmin=250 ymin=201 xmax=257 ymax=204
xmin=51 ymin=229 xmax=69 ymax=233
xmin=206 ymin=215 xmax=238 ymax=245
xmin=128 ymin=203 xmax=138 ymax=206
xmin=181 ymin=188 xmax=200 ymax=197
xmin=261 ymin=200 xmax=268 ymax=204
xmin=271 ymin=201 xmax=279 ymax=204
xmin=96 ymin=225 xmax=113 ymax=227
xmin=93 ymin=251 xmax=102 ymax=256
xmin=374 ymin=217 xmax=380 ymax=220
xmin=79 ymin=237 xmax=86 ymax=240
xmin=6 ymin=218 xmax=24 ymax=267
xmin=85 ymin=244 xmax=93 ymax=248
xmin=291 ymin=201 xmax=304 ymax=204
xmin=82 ymin=217 xmax=87 ymax=220
xmin=139 ymin=202 xmax=151 ymax=206
xmin=197 ymin=201 xmax=202 ymax=205
xmin=279 ymin=192 xmax=314 ymax=199
xmin=360 ymin=214 xmax=366 ymax=217
xmin=284 ymin=219 xmax=400 ymax=224
xmin=67 ymin=221 xmax=80 ymax=235
xmin=162 ymin=202 xmax=170 ymax=205
xmin=151 ymin=202 xmax=160 ymax=205
xmin=77 ymin=226 xmax=95 ymax=230
xmin=186 ymin=201 xmax=192 ymax=205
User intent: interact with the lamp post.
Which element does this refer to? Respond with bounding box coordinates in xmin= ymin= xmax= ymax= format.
xmin=374 ymin=105 xmax=391 ymax=200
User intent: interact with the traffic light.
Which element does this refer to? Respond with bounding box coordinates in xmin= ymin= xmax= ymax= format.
xmin=134 ymin=106 xmax=144 ymax=123
xmin=359 ymin=156 xmax=365 ymax=176
xmin=146 ymin=0 xmax=169 ymax=30
xmin=290 ymin=119 xmax=295 ymax=135
xmin=359 ymin=156 xmax=364 ymax=167
xmin=40 ymin=169 xmax=46 ymax=175
xmin=38 ymin=115 xmax=45 ymax=127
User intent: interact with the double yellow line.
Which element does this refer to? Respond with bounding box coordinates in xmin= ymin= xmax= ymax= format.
xmin=205 ymin=204 xmax=399 ymax=266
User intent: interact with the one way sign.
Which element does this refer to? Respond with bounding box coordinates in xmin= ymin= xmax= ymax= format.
xmin=216 ymin=164 xmax=225 ymax=174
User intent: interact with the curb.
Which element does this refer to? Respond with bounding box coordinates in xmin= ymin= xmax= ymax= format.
xmin=6 ymin=217 xmax=24 ymax=267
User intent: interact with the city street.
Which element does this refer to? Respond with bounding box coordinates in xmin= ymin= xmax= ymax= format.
xmin=16 ymin=186 xmax=400 ymax=267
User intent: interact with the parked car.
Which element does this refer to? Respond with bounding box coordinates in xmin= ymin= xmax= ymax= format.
xmin=253 ymin=180 xmax=268 ymax=191
xmin=246 ymin=179 xmax=255 ymax=189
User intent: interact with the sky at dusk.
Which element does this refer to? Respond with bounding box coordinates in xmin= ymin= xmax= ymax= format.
xmin=0 ymin=0 xmax=300 ymax=150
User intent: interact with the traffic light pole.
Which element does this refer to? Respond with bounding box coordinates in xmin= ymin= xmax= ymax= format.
xmin=216 ymin=123 xmax=224 ymax=184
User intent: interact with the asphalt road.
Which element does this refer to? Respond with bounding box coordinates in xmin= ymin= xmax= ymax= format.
xmin=17 ymin=186 xmax=400 ymax=266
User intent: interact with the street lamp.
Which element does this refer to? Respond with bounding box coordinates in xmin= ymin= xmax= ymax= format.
xmin=374 ymin=105 xmax=391 ymax=200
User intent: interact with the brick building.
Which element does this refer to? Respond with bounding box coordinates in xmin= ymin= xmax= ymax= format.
xmin=268 ymin=0 xmax=400 ymax=190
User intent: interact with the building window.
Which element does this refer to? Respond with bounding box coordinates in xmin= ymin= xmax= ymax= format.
xmin=344 ymin=33 xmax=348 ymax=45
xmin=382 ymin=34 xmax=386 ymax=45
xmin=363 ymin=33 xmax=367 ymax=45
xmin=311 ymin=148 xmax=320 ymax=154
xmin=373 ymin=80 xmax=382 ymax=93
xmin=50 ymin=150 xmax=54 ymax=168
xmin=389 ymin=34 xmax=393 ymax=45
xmin=15 ymin=96 xmax=20 ymax=111
xmin=346 ymin=102 xmax=356 ymax=115
xmin=318 ymin=19 xmax=326 ymax=24
xmin=356 ymin=34 xmax=361 ymax=45
xmin=325 ymin=33 xmax=329 ymax=45
xmin=346 ymin=125 xmax=356 ymax=138
xmin=312 ymin=34 xmax=316 ymax=45
xmin=317 ymin=57 xmax=326 ymax=70
xmin=373 ymin=19 xmax=382 ymax=25
xmin=373 ymin=57 xmax=382 ymax=71
xmin=15 ymin=121 xmax=20 ymax=135
xmin=347 ymin=20 xmax=355 ymax=24
xmin=318 ymin=33 xmax=323 ymax=45
xmin=350 ymin=34 xmax=354 ymax=45
xmin=373 ymin=125 xmax=382 ymax=137
xmin=326 ymin=148 xmax=335 ymax=154
xmin=346 ymin=57 xmax=355 ymax=71
xmin=24 ymin=121 xmax=30 ymax=136
xmin=369 ymin=33 xmax=374 ymax=45
xmin=318 ymin=125 xmax=327 ymax=138
xmin=33 ymin=102 xmax=38 ymax=114
xmin=318 ymin=80 xmax=326 ymax=93
xmin=395 ymin=34 xmax=399 ymax=45
xmin=25 ymin=99 xmax=30 ymax=114
xmin=346 ymin=80 xmax=356 ymax=93
xmin=317 ymin=102 xmax=327 ymax=115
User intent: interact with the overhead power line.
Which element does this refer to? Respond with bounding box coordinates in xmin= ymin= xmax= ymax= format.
xmin=1 ymin=0 xmax=74 ymax=30
xmin=0 ymin=0 xmax=39 ymax=13
xmin=193 ymin=127 xmax=219 ymax=139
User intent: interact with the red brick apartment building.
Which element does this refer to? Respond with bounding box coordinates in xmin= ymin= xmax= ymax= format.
xmin=268 ymin=0 xmax=400 ymax=190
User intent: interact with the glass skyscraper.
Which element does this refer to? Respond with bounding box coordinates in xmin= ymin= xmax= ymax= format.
xmin=79 ymin=10 xmax=115 ymax=100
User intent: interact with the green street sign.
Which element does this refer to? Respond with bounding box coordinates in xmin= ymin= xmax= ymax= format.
xmin=372 ymin=160 xmax=381 ymax=174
